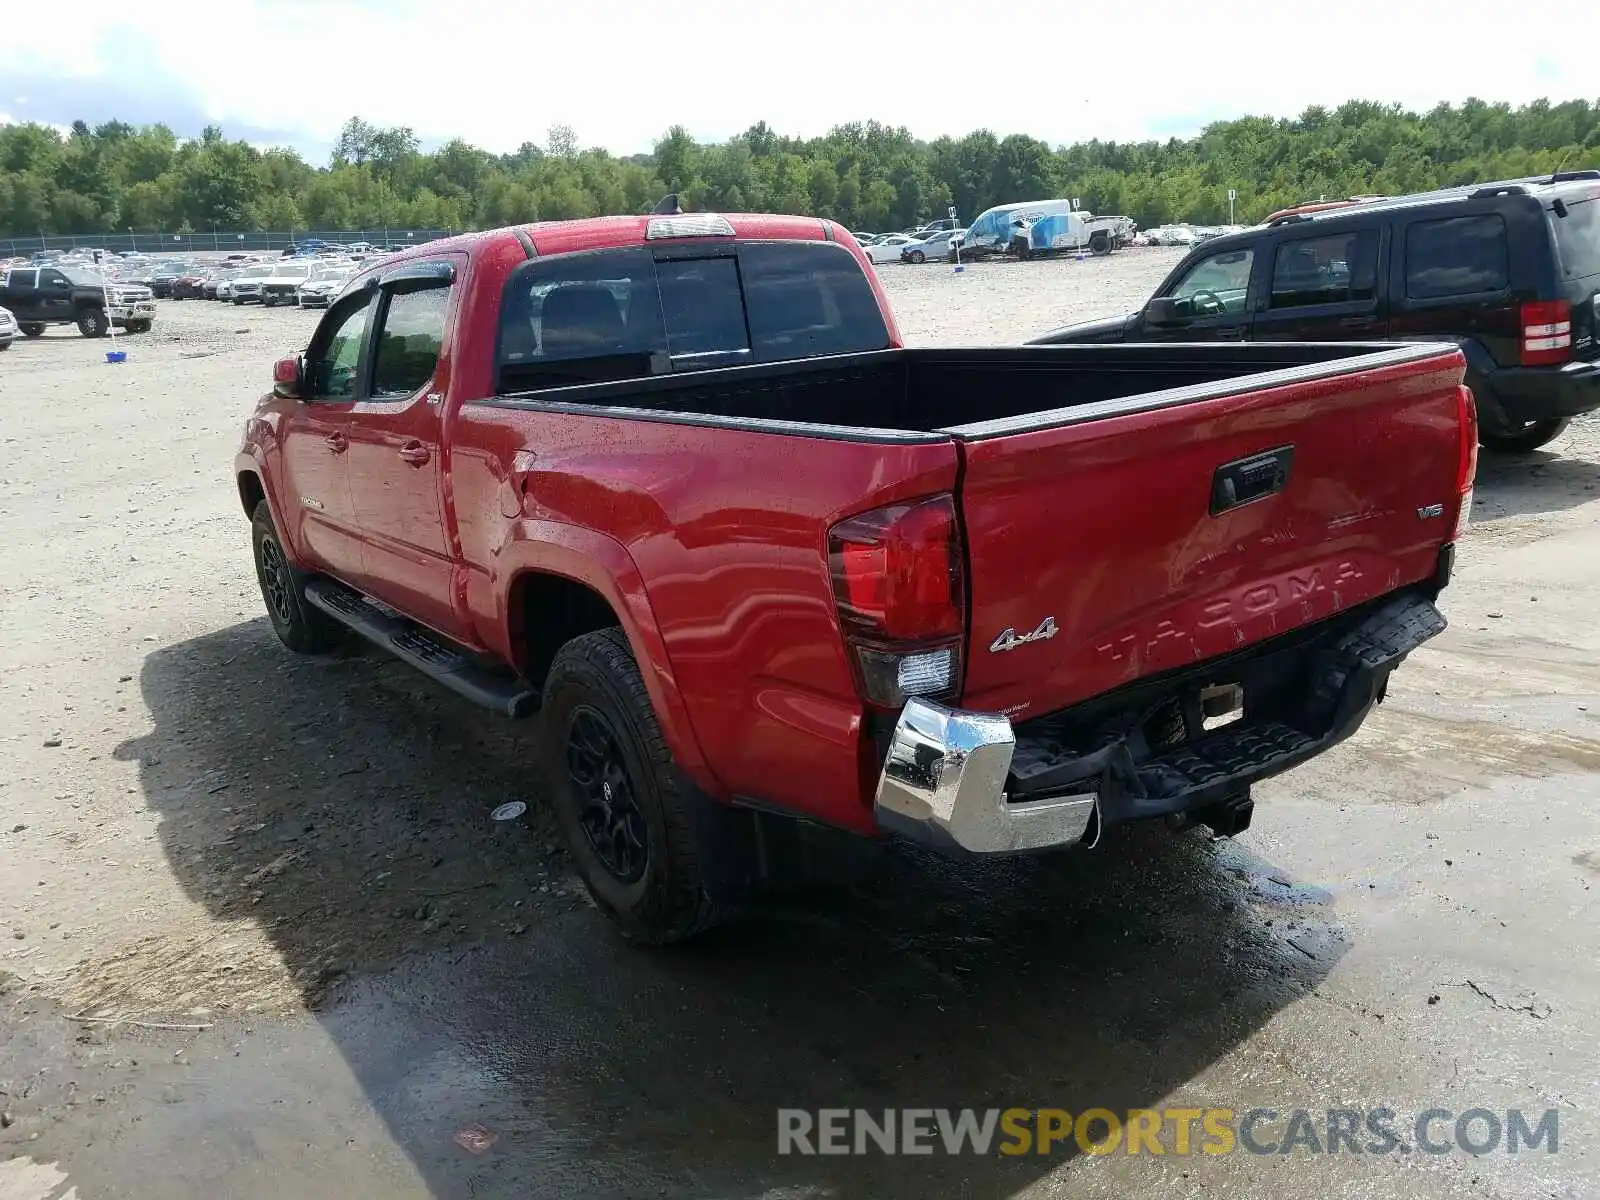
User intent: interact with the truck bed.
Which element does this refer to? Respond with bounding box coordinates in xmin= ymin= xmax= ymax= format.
xmin=491 ymin=341 xmax=1436 ymax=438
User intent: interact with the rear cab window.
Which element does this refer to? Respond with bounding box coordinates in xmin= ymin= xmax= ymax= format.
xmin=1404 ymin=213 xmax=1509 ymax=299
xmin=496 ymin=240 xmax=890 ymax=392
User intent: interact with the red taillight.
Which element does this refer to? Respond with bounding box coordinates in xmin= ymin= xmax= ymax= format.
xmin=1520 ymin=299 xmax=1572 ymax=366
xmin=828 ymin=495 xmax=965 ymax=707
xmin=1453 ymin=383 xmax=1479 ymax=540
xmin=829 ymin=495 xmax=963 ymax=640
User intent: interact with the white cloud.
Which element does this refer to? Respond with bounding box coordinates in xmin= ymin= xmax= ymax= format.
xmin=7 ymin=0 xmax=1596 ymax=156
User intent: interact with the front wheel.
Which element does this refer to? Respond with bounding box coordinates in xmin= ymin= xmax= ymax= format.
xmin=20 ymin=322 xmax=45 ymax=338
xmin=251 ymin=501 xmax=343 ymax=653
xmin=77 ymin=309 xmax=108 ymax=338
xmin=543 ymin=627 xmax=739 ymax=943
xmin=1480 ymin=418 xmax=1570 ymax=453
xmin=910 ymin=250 xmax=925 ymax=264
xmin=1090 ymin=234 xmax=1112 ymax=256
xmin=125 ymin=320 xmax=152 ymax=334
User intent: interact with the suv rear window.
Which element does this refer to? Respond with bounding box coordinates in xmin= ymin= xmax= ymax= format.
xmin=1405 ymin=214 xmax=1509 ymax=299
xmin=497 ymin=241 xmax=890 ymax=391
xmin=1551 ymin=197 xmax=1600 ymax=280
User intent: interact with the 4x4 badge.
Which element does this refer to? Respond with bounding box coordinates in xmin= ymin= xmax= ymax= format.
xmin=990 ymin=616 xmax=1059 ymax=654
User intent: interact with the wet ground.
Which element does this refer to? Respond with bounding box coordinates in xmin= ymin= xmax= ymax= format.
xmin=3 ymin=266 xmax=1599 ymax=1199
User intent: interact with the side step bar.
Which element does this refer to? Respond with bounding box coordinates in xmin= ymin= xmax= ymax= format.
xmin=303 ymin=578 xmax=540 ymax=718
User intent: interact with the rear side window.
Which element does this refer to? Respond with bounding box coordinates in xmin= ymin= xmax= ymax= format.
xmin=497 ymin=241 xmax=890 ymax=391
xmin=1405 ymin=214 xmax=1509 ymax=299
xmin=1551 ymin=198 xmax=1600 ymax=280
xmin=741 ymin=241 xmax=891 ymax=359
xmin=1270 ymin=230 xmax=1379 ymax=308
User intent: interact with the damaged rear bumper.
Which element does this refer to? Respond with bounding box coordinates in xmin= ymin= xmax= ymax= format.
xmin=875 ymin=590 xmax=1447 ymax=854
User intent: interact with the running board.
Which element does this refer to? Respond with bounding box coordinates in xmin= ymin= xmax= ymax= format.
xmin=303 ymin=578 xmax=540 ymax=718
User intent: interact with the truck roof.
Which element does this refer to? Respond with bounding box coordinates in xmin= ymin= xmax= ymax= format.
xmin=381 ymin=213 xmax=838 ymax=266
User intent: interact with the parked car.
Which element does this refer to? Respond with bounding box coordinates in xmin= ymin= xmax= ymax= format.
xmin=147 ymin=260 xmax=193 ymax=298
xmin=170 ymin=269 xmax=212 ymax=300
xmin=1031 ymin=171 xmax=1600 ymax=453
xmin=1014 ymin=212 xmax=1135 ymax=259
xmin=214 ymin=270 xmax=245 ymax=302
xmin=295 ymin=263 xmax=355 ymax=308
xmin=1144 ymin=225 xmax=1199 ymax=247
xmin=232 ymin=262 xmax=307 ymax=305
xmin=0 ymin=265 xmax=155 ymax=336
xmin=901 ymin=228 xmax=965 ymax=263
xmin=956 ymin=199 xmax=1078 ymax=259
xmin=237 ymin=211 xmax=1470 ymax=943
xmin=262 ymin=263 xmax=315 ymax=307
xmin=0 ymin=304 xmax=16 ymax=350
xmin=863 ymin=232 xmax=931 ymax=264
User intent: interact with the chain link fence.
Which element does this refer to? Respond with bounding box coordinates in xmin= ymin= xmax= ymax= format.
xmin=0 ymin=229 xmax=458 ymax=257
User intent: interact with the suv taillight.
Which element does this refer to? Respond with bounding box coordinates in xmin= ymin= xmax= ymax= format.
xmin=1453 ymin=384 xmax=1479 ymax=540
xmin=828 ymin=495 xmax=965 ymax=708
xmin=1520 ymin=299 xmax=1572 ymax=366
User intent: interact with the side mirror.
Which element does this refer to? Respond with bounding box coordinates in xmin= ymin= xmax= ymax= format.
xmin=273 ymin=355 xmax=303 ymax=399
xmin=1144 ymin=296 xmax=1183 ymax=326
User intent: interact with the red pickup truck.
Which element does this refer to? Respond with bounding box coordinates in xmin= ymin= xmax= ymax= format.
xmin=236 ymin=212 xmax=1477 ymax=942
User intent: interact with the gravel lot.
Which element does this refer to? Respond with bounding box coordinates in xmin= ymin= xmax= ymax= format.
xmin=2 ymin=251 xmax=1599 ymax=1200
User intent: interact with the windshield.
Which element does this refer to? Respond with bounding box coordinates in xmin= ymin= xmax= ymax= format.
xmin=59 ymin=266 xmax=109 ymax=286
xmin=273 ymin=263 xmax=310 ymax=277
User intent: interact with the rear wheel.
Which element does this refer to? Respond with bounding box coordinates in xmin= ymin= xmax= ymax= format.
xmin=20 ymin=323 xmax=45 ymax=338
xmin=543 ymin=627 xmax=743 ymax=943
xmin=77 ymin=309 xmax=108 ymax=338
xmin=1480 ymin=418 xmax=1570 ymax=453
xmin=251 ymin=501 xmax=343 ymax=653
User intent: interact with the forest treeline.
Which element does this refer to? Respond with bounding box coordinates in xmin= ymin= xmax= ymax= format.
xmin=2 ymin=98 xmax=1598 ymax=237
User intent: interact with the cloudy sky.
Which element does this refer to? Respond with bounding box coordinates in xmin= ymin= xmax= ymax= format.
xmin=4 ymin=0 xmax=1590 ymax=160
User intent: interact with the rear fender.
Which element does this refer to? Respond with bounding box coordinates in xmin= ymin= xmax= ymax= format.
xmin=492 ymin=521 xmax=718 ymax=795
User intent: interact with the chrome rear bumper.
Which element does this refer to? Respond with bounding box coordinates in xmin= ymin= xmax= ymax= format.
xmin=874 ymin=698 xmax=1096 ymax=854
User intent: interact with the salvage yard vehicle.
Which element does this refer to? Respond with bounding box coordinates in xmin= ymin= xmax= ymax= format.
xmin=0 ymin=264 xmax=155 ymax=336
xmin=261 ymin=262 xmax=314 ymax=307
xmin=295 ymin=263 xmax=356 ymax=308
xmin=1015 ymin=212 xmax=1136 ymax=259
xmin=238 ymin=211 xmax=1475 ymax=943
xmin=0 ymin=304 xmax=16 ymax=350
xmin=1033 ymin=171 xmax=1600 ymax=452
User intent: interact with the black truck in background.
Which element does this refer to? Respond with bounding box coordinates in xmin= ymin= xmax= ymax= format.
xmin=1034 ymin=172 xmax=1600 ymax=452
xmin=0 ymin=265 xmax=156 ymax=338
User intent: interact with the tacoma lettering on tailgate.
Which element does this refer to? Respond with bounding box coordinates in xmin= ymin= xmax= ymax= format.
xmin=1095 ymin=561 xmax=1365 ymax=668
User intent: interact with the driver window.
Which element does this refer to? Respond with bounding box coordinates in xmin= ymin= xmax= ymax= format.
xmin=1168 ymin=248 xmax=1255 ymax=317
xmin=307 ymin=294 xmax=374 ymax=400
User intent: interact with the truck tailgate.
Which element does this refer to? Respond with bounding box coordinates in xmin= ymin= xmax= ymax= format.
xmin=951 ymin=348 xmax=1466 ymax=720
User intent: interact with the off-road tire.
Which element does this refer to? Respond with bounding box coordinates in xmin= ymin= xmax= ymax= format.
xmin=1480 ymin=418 xmax=1570 ymax=454
xmin=77 ymin=309 xmax=108 ymax=338
xmin=251 ymin=501 xmax=342 ymax=653
xmin=543 ymin=627 xmax=741 ymax=943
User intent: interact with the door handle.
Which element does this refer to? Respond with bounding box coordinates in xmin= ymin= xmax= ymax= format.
xmin=324 ymin=433 xmax=348 ymax=453
xmin=398 ymin=441 xmax=431 ymax=466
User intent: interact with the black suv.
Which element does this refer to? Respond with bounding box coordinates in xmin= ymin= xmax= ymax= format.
xmin=1034 ymin=172 xmax=1600 ymax=452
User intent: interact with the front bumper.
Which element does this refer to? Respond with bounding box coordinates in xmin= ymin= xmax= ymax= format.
xmin=1485 ymin=358 xmax=1600 ymax=423
xmin=108 ymin=302 xmax=156 ymax=323
xmin=876 ymin=590 xmax=1447 ymax=854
